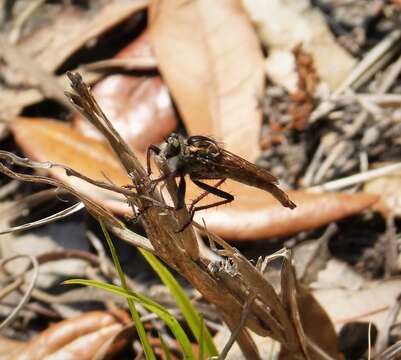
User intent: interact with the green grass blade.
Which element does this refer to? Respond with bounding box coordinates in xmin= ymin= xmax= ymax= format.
xmin=158 ymin=331 xmax=172 ymax=360
xmin=198 ymin=317 xmax=204 ymax=360
xmin=64 ymin=279 xmax=195 ymax=360
xmin=98 ymin=220 xmax=156 ymax=360
xmin=139 ymin=249 xmax=218 ymax=357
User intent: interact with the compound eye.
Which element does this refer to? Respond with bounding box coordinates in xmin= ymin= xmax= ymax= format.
xmin=164 ymin=134 xmax=181 ymax=157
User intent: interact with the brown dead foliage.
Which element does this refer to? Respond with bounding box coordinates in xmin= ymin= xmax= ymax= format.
xmin=10 ymin=310 xmax=131 ymax=360
xmin=74 ymin=31 xmax=177 ymax=152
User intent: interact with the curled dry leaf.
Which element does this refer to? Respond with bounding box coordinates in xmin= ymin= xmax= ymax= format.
xmin=10 ymin=117 xmax=132 ymax=214
xmin=11 ymin=310 xmax=131 ymax=360
xmin=189 ymin=180 xmax=379 ymax=240
xmin=74 ymin=31 xmax=177 ymax=152
xmin=149 ymin=0 xmax=265 ymax=161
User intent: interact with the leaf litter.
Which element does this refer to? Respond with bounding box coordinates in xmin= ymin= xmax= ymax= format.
xmin=0 ymin=0 xmax=401 ymax=359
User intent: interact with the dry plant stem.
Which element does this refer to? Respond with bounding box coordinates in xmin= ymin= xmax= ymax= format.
xmin=279 ymin=250 xmax=335 ymax=360
xmin=0 ymin=202 xmax=84 ymax=235
xmin=196 ymin=223 xmax=311 ymax=359
xmin=0 ymin=187 xmax=63 ymax=232
xmin=334 ymin=29 xmax=401 ymax=95
xmin=0 ymin=254 xmax=39 ymax=331
xmin=65 ymin=73 xmax=267 ymax=358
xmin=308 ymin=162 xmax=401 ymax=192
xmin=380 ymin=340 xmax=401 ymax=360
xmin=0 ymin=180 xmax=19 ymax=199
xmin=8 ymin=0 xmax=46 ymax=43
xmin=217 ymin=294 xmax=257 ymax=360
xmin=310 ymin=29 xmax=401 ymax=122
xmin=384 ymin=216 xmax=398 ymax=277
xmin=82 ymin=57 xmax=158 ymax=71
xmin=87 ymin=231 xmax=114 ymax=277
xmin=305 ymin=338 xmax=337 ymax=360
xmin=0 ymin=277 xmax=23 ymax=300
xmin=377 ymin=53 xmax=401 ymax=94
xmin=376 ymin=294 xmax=401 ymax=354
xmin=337 ymin=93 xmax=401 ymax=104
xmin=303 ymin=141 xmax=326 ymax=187
xmin=280 ymin=250 xmax=309 ymax=359
xmin=0 ymin=157 xmax=153 ymax=251
xmin=313 ymin=141 xmax=347 ymax=184
xmin=36 ymin=249 xmax=140 ymax=292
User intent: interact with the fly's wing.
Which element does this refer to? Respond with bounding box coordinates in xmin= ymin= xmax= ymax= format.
xmin=218 ymin=149 xmax=279 ymax=184
xmin=213 ymin=150 xmax=296 ymax=209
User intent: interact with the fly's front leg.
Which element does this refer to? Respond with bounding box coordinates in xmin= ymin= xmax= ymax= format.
xmin=146 ymin=144 xmax=176 ymax=192
xmin=176 ymin=175 xmax=186 ymax=210
xmin=146 ymin=144 xmax=161 ymax=176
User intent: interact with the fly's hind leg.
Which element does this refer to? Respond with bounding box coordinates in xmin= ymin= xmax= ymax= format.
xmin=177 ymin=177 xmax=233 ymax=232
xmin=189 ymin=178 xmax=233 ymax=217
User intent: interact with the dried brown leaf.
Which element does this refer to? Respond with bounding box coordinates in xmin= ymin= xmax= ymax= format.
xmin=18 ymin=0 xmax=149 ymax=72
xmin=0 ymin=1 xmax=149 ymax=117
xmin=149 ymin=0 xmax=264 ymax=160
xmin=314 ymin=278 xmax=401 ymax=332
xmin=118 ymin=28 xmax=153 ymax=59
xmin=0 ymin=336 xmax=26 ymax=360
xmin=10 ymin=117 xmax=132 ymax=214
xmin=74 ymin=32 xmax=177 ymax=152
xmin=190 ymin=180 xmax=379 ymax=240
xmin=75 ymin=76 xmax=176 ymax=152
xmin=296 ymin=286 xmax=341 ymax=360
xmin=11 ymin=310 xmax=130 ymax=360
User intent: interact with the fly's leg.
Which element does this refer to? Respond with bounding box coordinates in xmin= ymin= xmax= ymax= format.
xmin=176 ymin=175 xmax=186 ymax=210
xmin=146 ymin=144 xmax=161 ymax=176
xmin=188 ymin=178 xmax=227 ymax=212
xmin=189 ymin=178 xmax=233 ymax=216
xmin=177 ymin=177 xmax=233 ymax=232
xmin=121 ymin=145 xmax=162 ymax=192
xmin=146 ymin=144 xmax=179 ymax=193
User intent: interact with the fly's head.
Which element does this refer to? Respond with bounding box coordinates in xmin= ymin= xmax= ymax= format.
xmin=159 ymin=134 xmax=222 ymax=174
xmin=161 ymin=133 xmax=184 ymax=159
xmin=186 ymin=135 xmax=222 ymax=164
xmin=159 ymin=133 xmax=187 ymax=173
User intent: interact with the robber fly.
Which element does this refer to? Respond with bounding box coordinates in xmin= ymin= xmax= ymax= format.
xmin=147 ymin=133 xmax=296 ymax=224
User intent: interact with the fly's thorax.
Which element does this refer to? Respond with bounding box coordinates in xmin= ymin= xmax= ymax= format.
xmin=164 ymin=155 xmax=183 ymax=173
xmin=187 ymin=145 xmax=222 ymax=162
